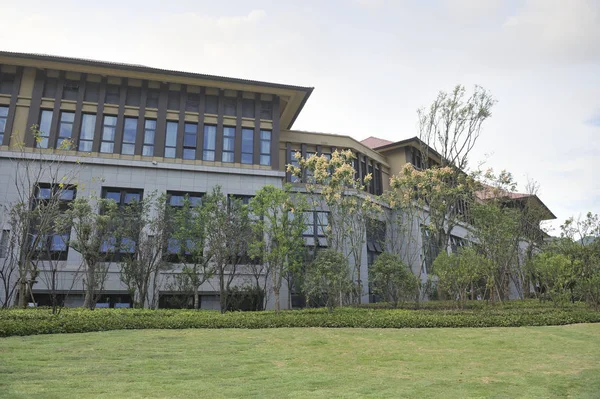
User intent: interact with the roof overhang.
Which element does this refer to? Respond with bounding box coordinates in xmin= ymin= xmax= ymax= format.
xmin=0 ymin=51 xmax=313 ymax=129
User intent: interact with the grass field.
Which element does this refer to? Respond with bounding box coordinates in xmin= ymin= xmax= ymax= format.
xmin=1 ymin=324 xmax=599 ymax=398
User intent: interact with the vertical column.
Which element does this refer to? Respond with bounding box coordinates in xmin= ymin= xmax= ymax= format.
xmin=3 ymin=66 xmax=23 ymax=146
xmin=134 ymin=81 xmax=148 ymax=156
xmin=113 ymin=78 xmax=127 ymax=154
xmin=48 ymin=71 xmax=65 ymax=149
xmin=196 ymin=87 xmax=205 ymax=161
xmin=316 ymin=145 xmax=322 ymax=155
xmin=253 ymin=93 xmax=261 ymax=165
xmin=92 ymin=77 xmax=107 ymax=153
xmin=155 ymin=83 xmax=168 ymax=157
xmin=24 ymin=69 xmax=44 ymax=147
xmin=271 ymin=95 xmax=280 ymax=170
xmin=176 ymin=86 xmax=186 ymax=159
xmin=234 ymin=92 xmax=242 ymax=163
xmin=71 ymin=73 xmax=87 ymax=148
xmin=215 ymin=89 xmax=224 ymax=162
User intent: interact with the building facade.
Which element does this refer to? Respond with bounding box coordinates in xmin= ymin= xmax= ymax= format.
xmin=0 ymin=52 xmax=554 ymax=309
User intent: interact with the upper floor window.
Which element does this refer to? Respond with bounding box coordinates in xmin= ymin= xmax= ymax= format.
xmin=146 ymin=89 xmax=159 ymax=109
xmin=222 ymin=126 xmax=235 ymax=163
xmin=78 ymin=114 xmax=96 ymax=152
xmin=242 ymin=99 xmax=255 ymax=118
xmin=101 ymin=188 xmax=143 ymax=258
xmin=183 ymin=123 xmax=197 ymax=160
xmin=57 ymin=112 xmax=75 ymax=149
xmin=125 ymin=87 xmax=141 ymax=107
xmin=105 ymin=85 xmax=120 ymax=105
xmin=223 ymin=97 xmax=236 ymax=116
xmin=290 ymin=148 xmax=301 ymax=183
xmin=259 ymin=130 xmax=271 ymax=166
xmin=167 ymin=91 xmax=180 ymax=110
xmin=84 ymin=82 xmax=100 ymax=102
xmin=260 ymin=101 xmax=272 ymax=120
xmin=42 ymin=77 xmax=58 ymax=98
xmin=143 ymin=119 xmax=156 ymax=156
xmin=122 ymin=117 xmax=138 ymax=155
xmin=303 ymin=211 xmax=329 ymax=245
xmin=36 ymin=110 xmax=53 ymax=149
xmin=167 ymin=191 xmax=204 ymax=208
xmin=62 ymin=80 xmax=79 ymax=101
xmin=241 ymin=128 xmax=253 ymax=164
xmin=186 ymin=93 xmax=200 ymax=112
xmin=203 ymin=125 xmax=216 ymax=161
xmin=205 ymin=95 xmax=218 ymax=114
xmin=165 ymin=121 xmax=178 ymax=158
xmin=0 ymin=106 xmax=7 ymax=144
xmin=0 ymin=74 xmax=15 ymax=95
xmin=100 ymin=115 xmax=117 ymax=153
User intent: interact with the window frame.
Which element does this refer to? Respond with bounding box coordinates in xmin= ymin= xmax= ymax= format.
xmin=259 ymin=130 xmax=271 ymax=166
xmin=222 ymin=126 xmax=235 ymax=163
xmin=241 ymin=128 xmax=254 ymax=164
xmin=203 ymin=125 xmax=216 ymax=161
xmin=142 ymin=119 xmax=156 ymax=156
xmin=164 ymin=121 xmax=178 ymax=158
xmin=78 ymin=113 xmax=96 ymax=152
xmin=121 ymin=117 xmax=138 ymax=155
xmin=100 ymin=115 xmax=118 ymax=153
xmin=183 ymin=122 xmax=197 ymax=160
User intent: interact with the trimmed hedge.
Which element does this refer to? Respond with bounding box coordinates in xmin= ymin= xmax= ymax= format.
xmin=1 ymin=302 xmax=599 ymax=337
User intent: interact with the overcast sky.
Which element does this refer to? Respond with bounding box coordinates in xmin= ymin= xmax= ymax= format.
xmin=2 ymin=0 xmax=598 ymax=232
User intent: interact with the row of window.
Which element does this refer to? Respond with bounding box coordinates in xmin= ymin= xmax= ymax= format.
xmin=36 ymin=109 xmax=273 ymax=165
xmin=41 ymin=76 xmax=274 ymax=119
xmin=0 ymin=106 xmax=7 ymax=144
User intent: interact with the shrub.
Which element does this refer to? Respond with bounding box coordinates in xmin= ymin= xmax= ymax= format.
xmin=303 ymin=249 xmax=353 ymax=311
xmin=369 ymin=253 xmax=419 ymax=307
xmin=0 ymin=301 xmax=598 ymax=337
xmin=530 ymin=252 xmax=575 ymax=306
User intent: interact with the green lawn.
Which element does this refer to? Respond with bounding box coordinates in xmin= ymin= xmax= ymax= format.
xmin=1 ymin=325 xmax=599 ymax=398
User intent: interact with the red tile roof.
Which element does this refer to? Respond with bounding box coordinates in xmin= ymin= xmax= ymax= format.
xmin=360 ymin=136 xmax=394 ymax=149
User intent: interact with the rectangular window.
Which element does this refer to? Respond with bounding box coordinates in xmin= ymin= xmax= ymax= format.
xmin=259 ymin=130 xmax=271 ymax=166
xmin=122 ymin=117 xmax=138 ymax=155
xmin=223 ymin=97 xmax=236 ymax=116
xmin=316 ymin=212 xmax=329 ymax=237
xmin=78 ymin=114 xmax=96 ymax=152
xmin=101 ymin=188 xmax=143 ymax=258
xmin=306 ymin=151 xmax=316 ymax=183
xmin=302 ymin=211 xmax=329 ymax=239
xmin=43 ymin=77 xmax=58 ymax=98
xmin=146 ymin=89 xmax=159 ymax=109
xmin=222 ymin=127 xmax=235 ymax=163
xmin=62 ymin=80 xmax=79 ymax=101
xmin=143 ymin=119 xmax=156 ymax=156
xmin=165 ymin=121 xmax=178 ymax=158
xmin=0 ymin=106 xmax=7 ymax=145
xmin=183 ymin=123 xmax=197 ymax=160
xmin=205 ymin=95 xmax=218 ymax=114
xmin=0 ymin=74 xmax=15 ymax=95
xmin=167 ymin=191 xmax=204 ymax=208
xmin=241 ymin=128 xmax=253 ymax=164
xmin=242 ymin=99 xmax=255 ymax=118
xmin=84 ymin=82 xmax=99 ymax=102
xmin=290 ymin=148 xmax=301 ymax=183
xmin=125 ymin=87 xmax=141 ymax=107
xmin=57 ymin=112 xmax=75 ymax=149
xmin=203 ymin=125 xmax=216 ymax=161
xmin=36 ymin=110 xmax=53 ymax=149
xmin=167 ymin=91 xmax=180 ymax=110
xmin=100 ymin=115 xmax=117 ymax=153
xmin=105 ymin=85 xmax=120 ymax=104
xmin=260 ymin=101 xmax=272 ymax=120
xmin=422 ymin=228 xmax=439 ymax=274
xmin=185 ymin=93 xmax=200 ymax=112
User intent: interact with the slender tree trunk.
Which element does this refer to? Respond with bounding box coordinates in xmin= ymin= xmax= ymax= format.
xmin=194 ymin=288 xmax=200 ymax=310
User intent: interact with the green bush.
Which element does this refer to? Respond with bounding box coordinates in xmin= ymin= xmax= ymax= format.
xmin=1 ymin=300 xmax=598 ymax=337
xmin=369 ymin=253 xmax=419 ymax=307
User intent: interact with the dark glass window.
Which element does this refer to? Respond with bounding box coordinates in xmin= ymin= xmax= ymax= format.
xmin=290 ymin=148 xmax=301 ymax=183
xmin=122 ymin=117 xmax=138 ymax=155
xmin=185 ymin=93 xmax=200 ymax=112
xmin=183 ymin=123 xmax=197 ymax=160
xmin=105 ymin=85 xmax=120 ymax=104
xmin=165 ymin=121 xmax=178 ymax=158
xmin=205 ymin=95 xmax=218 ymax=114
xmin=203 ymin=125 xmax=216 ymax=161
xmin=43 ymin=77 xmax=58 ymax=98
xmin=259 ymin=130 xmax=271 ymax=166
xmin=62 ymin=80 xmax=79 ymax=101
xmin=57 ymin=112 xmax=75 ymax=149
xmin=0 ymin=74 xmax=15 ymax=95
xmin=241 ymin=128 xmax=253 ymax=164
xmin=126 ymin=87 xmax=141 ymax=107
xmin=224 ymin=97 xmax=237 ymax=116
xmin=260 ymin=101 xmax=272 ymax=120
xmin=100 ymin=115 xmax=117 ymax=153
xmin=167 ymin=191 xmax=203 ymax=208
xmin=143 ymin=119 xmax=156 ymax=156
xmin=146 ymin=89 xmax=160 ymax=109
xmin=84 ymin=82 xmax=100 ymax=102
xmin=0 ymin=106 xmax=7 ymax=144
xmin=303 ymin=211 xmax=329 ymax=240
xmin=222 ymin=127 xmax=235 ymax=163
xmin=36 ymin=110 xmax=53 ymax=149
xmin=101 ymin=188 xmax=143 ymax=259
xmin=242 ymin=99 xmax=255 ymax=118
xmin=167 ymin=91 xmax=180 ymax=110
xmin=78 ymin=114 xmax=96 ymax=152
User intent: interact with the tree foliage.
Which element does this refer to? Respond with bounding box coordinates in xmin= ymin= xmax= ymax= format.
xmin=303 ymin=249 xmax=353 ymax=312
xmin=369 ymin=252 xmax=418 ymax=308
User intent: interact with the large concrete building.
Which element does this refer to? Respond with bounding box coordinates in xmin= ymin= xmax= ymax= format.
xmin=0 ymin=52 xmax=555 ymax=309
